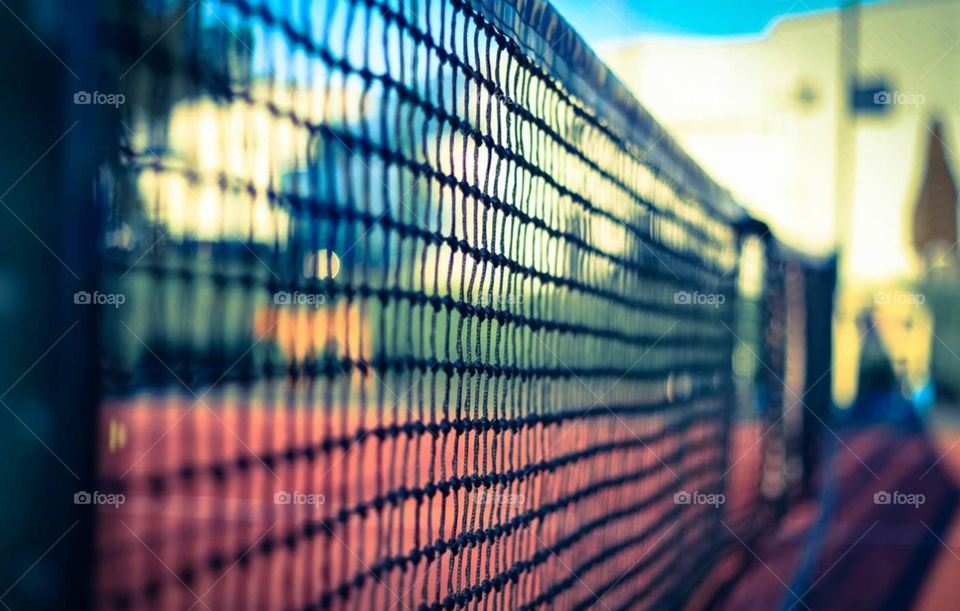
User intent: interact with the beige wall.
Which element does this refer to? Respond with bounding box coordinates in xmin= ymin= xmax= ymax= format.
xmin=601 ymin=0 xmax=960 ymax=404
xmin=600 ymin=0 xmax=960 ymax=284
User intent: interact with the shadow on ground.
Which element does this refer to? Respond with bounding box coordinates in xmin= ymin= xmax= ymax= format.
xmin=717 ymin=420 xmax=960 ymax=611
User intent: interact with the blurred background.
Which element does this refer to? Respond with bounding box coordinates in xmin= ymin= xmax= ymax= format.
xmin=558 ymin=0 xmax=959 ymax=416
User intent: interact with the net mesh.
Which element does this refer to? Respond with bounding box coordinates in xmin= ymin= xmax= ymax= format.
xmin=94 ymin=0 xmax=747 ymax=608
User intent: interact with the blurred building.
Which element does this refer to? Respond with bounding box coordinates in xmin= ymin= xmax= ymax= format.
xmin=913 ymin=120 xmax=959 ymax=267
xmin=601 ymin=0 xmax=960 ymax=405
xmin=600 ymin=0 xmax=959 ymax=282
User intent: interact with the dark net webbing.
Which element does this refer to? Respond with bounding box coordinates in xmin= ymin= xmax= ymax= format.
xmin=94 ymin=0 xmax=743 ymax=609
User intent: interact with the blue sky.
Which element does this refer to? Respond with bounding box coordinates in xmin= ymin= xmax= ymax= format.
xmin=550 ymin=0 xmax=887 ymax=43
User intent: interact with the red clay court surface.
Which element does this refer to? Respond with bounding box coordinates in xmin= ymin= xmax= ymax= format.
xmin=94 ymin=388 xmax=731 ymax=610
xmin=711 ymin=424 xmax=960 ymax=611
xmin=93 ymin=389 xmax=960 ymax=611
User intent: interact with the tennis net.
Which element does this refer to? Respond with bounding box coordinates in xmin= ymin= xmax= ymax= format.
xmin=94 ymin=0 xmax=755 ymax=608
